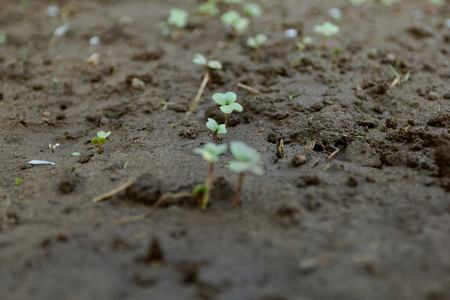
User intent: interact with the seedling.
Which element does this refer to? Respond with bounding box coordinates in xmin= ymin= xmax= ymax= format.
xmin=243 ymin=3 xmax=262 ymax=17
xmin=197 ymin=0 xmax=219 ymax=17
xmin=194 ymin=143 xmax=227 ymax=210
xmin=15 ymin=178 xmax=21 ymax=186
xmin=247 ymin=34 xmax=267 ymax=60
xmin=313 ymin=22 xmax=339 ymax=48
xmin=220 ymin=11 xmax=249 ymax=35
xmin=389 ymin=64 xmax=410 ymax=88
xmin=295 ymin=37 xmax=313 ymax=64
xmin=158 ymin=8 xmax=188 ymax=39
xmin=193 ymin=53 xmax=222 ymax=85
xmin=91 ymin=131 xmax=111 ymax=154
xmin=212 ymin=92 xmax=243 ymax=126
xmin=0 ymin=32 xmax=6 ymax=45
xmin=206 ymin=118 xmax=227 ymax=144
xmin=228 ymin=141 xmax=264 ymax=208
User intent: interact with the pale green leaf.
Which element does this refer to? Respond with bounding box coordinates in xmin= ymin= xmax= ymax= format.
xmin=193 ymin=53 xmax=207 ymax=66
xmin=208 ymin=60 xmax=222 ymax=70
xmin=212 ymin=93 xmax=227 ymax=106
xmin=229 ymin=161 xmax=251 ymax=173
xmin=217 ymin=124 xmax=227 ymax=135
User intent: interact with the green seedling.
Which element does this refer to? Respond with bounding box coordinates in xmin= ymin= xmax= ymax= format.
xmin=206 ymin=118 xmax=227 ymax=144
xmin=389 ymin=64 xmax=410 ymax=88
xmin=381 ymin=0 xmax=398 ymax=7
xmin=405 ymin=125 xmax=411 ymax=132
xmin=15 ymin=178 xmax=21 ymax=186
xmin=0 ymin=32 xmax=6 ymax=45
xmin=159 ymin=8 xmax=188 ymax=39
xmin=194 ymin=142 xmax=227 ymax=210
xmin=247 ymin=34 xmax=267 ymax=60
xmin=332 ymin=47 xmax=343 ymax=70
xmin=243 ymin=3 xmax=262 ymax=17
xmin=295 ymin=37 xmax=313 ymax=64
xmin=314 ymin=22 xmax=339 ymax=48
xmin=193 ymin=53 xmax=222 ymax=86
xmin=212 ymin=92 xmax=243 ymax=126
xmin=228 ymin=141 xmax=264 ymax=208
xmin=91 ymin=131 xmax=111 ymax=154
xmin=197 ymin=0 xmax=220 ymax=17
xmin=220 ymin=11 xmax=249 ymax=35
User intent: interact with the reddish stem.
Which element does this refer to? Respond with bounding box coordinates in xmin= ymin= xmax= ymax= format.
xmin=232 ymin=173 xmax=245 ymax=208
xmin=202 ymin=163 xmax=214 ymax=210
xmin=212 ymin=131 xmax=218 ymax=144
xmin=98 ymin=143 xmax=102 ymax=154
xmin=224 ymin=114 xmax=229 ymax=127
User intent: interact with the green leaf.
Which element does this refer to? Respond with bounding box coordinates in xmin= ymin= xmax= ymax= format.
xmin=71 ymin=152 xmax=81 ymax=156
xmin=243 ymin=3 xmax=262 ymax=17
xmin=193 ymin=53 xmax=207 ymax=66
xmin=98 ymin=137 xmax=106 ymax=144
xmin=167 ymin=8 xmax=188 ymax=28
xmin=220 ymin=11 xmax=240 ymax=25
xmin=206 ymin=118 xmax=218 ymax=131
xmin=224 ymin=92 xmax=237 ymax=104
xmin=229 ymin=161 xmax=251 ymax=173
xmin=194 ymin=143 xmax=227 ymax=163
xmin=15 ymin=178 xmax=21 ymax=185
xmin=193 ymin=184 xmax=207 ymax=196
xmin=229 ymin=102 xmax=243 ymax=112
xmin=217 ymin=124 xmax=227 ymax=135
xmin=251 ymin=165 xmax=264 ymax=176
xmin=208 ymin=60 xmax=222 ymax=70
xmin=212 ymin=93 xmax=228 ymax=106
xmin=389 ymin=64 xmax=399 ymax=79
xmin=232 ymin=17 xmax=249 ymax=33
xmin=91 ymin=138 xmax=99 ymax=145
xmin=230 ymin=141 xmax=260 ymax=164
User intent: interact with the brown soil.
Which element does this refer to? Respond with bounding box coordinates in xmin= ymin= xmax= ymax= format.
xmin=1 ymin=0 xmax=449 ymax=299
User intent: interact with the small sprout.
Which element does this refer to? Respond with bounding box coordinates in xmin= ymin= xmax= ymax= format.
xmin=295 ymin=37 xmax=313 ymax=64
xmin=206 ymin=118 xmax=227 ymax=144
xmin=53 ymin=22 xmax=71 ymax=37
xmin=220 ymin=11 xmax=249 ymax=34
xmin=15 ymin=178 xmax=21 ymax=186
xmin=197 ymin=0 xmax=220 ymax=16
xmin=389 ymin=64 xmax=410 ymax=88
xmin=243 ymin=3 xmax=262 ymax=17
xmin=193 ymin=54 xmax=223 ymax=70
xmin=229 ymin=141 xmax=264 ymax=208
xmin=194 ymin=142 xmax=227 ymax=210
xmin=167 ymin=8 xmax=188 ymax=28
xmin=71 ymin=152 xmax=81 ymax=156
xmin=52 ymin=78 xmax=60 ymax=84
xmin=314 ymin=22 xmax=339 ymax=48
xmin=212 ymin=92 xmax=243 ymax=126
xmin=91 ymin=131 xmax=111 ymax=154
xmin=171 ymin=124 xmax=176 ymax=128
xmin=323 ymin=163 xmax=330 ymax=171
xmin=355 ymin=135 xmax=363 ymax=138
xmin=247 ymin=34 xmax=267 ymax=60
xmin=48 ymin=143 xmax=60 ymax=153
xmin=405 ymin=125 xmax=411 ymax=132
xmin=123 ymin=162 xmax=128 ymax=169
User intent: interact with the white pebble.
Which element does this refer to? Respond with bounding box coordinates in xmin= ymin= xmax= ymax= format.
xmin=285 ymin=29 xmax=298 ymax=38
xmin=119 ymin=16 xmax=134 ymax=26
xmin=46 ymin=6 xmax=60 ymax=17
xmin=329 ymin=8 xmax=341 ymax=19
xmin=86 ymin=52 xmax=99 ymax=66
xmin=131 ymin=78 xmax=145 ymax=90
xmin=89 ymin=36 xmax=100 ymax=46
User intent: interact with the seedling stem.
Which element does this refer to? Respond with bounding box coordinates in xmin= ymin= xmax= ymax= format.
xmin=232 ymin=173 xmax=245 ymax=208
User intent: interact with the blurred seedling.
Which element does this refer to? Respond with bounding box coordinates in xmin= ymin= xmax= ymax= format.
xmin=295 ymin=37 xmax=313 ymax=64
xmin=389 ymin=64 xmax=410 ymax=88
xmin=212 ymin=92 xmax=243 ymax=126
xmin=228 ymin=141 xmax=264 ymax=208
xmin=184 ymin=54 xmax=223 ymax=121
xmin=193 ymin=53 xmax=223 ymax=85
xmin=197 ymin=0 xmax=219 ymax=17
xmin=158 ymin=8 xmax=188 ymax=39
xmin=247 ymin=33 xmax=267 ymax=60
xmin=15 ymin=178 xmax=21 ymax=186
xmin=91 ymin=131 xmax=111 ymax=154
xmin=332 ymin=47 xmax=343 ymax=70
xmin=48 ymin=143 xmax=60 ymax=153
xmin=314 ymin=22 xmax=339 ymax=48
xmin=243 ymin=3 xmax=262 ymax=17
xmin=220 ymin=11 xmax=249 ymax=36
xmin=194 ymin=143 xmax=227 ymax=210
xmin=206 ymin=118 xmax=227 ymax=144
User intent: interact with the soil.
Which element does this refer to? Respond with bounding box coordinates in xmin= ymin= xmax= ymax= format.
xmin=1 ymin=0 xmax=449 ymax=299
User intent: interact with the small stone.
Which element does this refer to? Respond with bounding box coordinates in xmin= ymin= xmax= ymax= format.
xmin=119 ymin=16 xmax=134 ymax=26
xmin=291 ymin=153 xmax=307 ymax=167
xmin=297 ymin=258 xmax=319 ymax=274
xmin=424 ymin=177 xmax=434 ymax=186
xmin=86 ymin=52 xmax=99 ymax=66
xmin=42 ymin=111 xmax=51 ymax=118
xmin=428 ymin=91 xmax=439 ymax=100
xmin=89 ymin=36 xmax=100 ymax=46
xmin=131 ymin=78 xmax=145 ymax=90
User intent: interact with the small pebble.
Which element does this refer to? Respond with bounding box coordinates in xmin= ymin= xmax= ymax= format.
xmin=291 ymin=153 xmax=307 ymax=166
xmin=329 ymin=8 xmax=341 ymax=20
xmin=89 ymin=36 xmax=100 ymax=46
xmin=428 ymin=91 xmax=439 ymax=100
xmin=131 ymin=78 xmax=145 ymax=90
xmin=86 ymin=52 xmax=99 ymax=66
xmin=285 ymin=29 xmax=298 ymax=38
xmin=119 ymin=16 xmax=134 ymax=26
xmin=46 ymin=6 xmax=60 ymax=17
xmin=424 ymin=177 xmax=434 ymax=186
xmin=297 ymin=258 xmax=319 ymax=274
